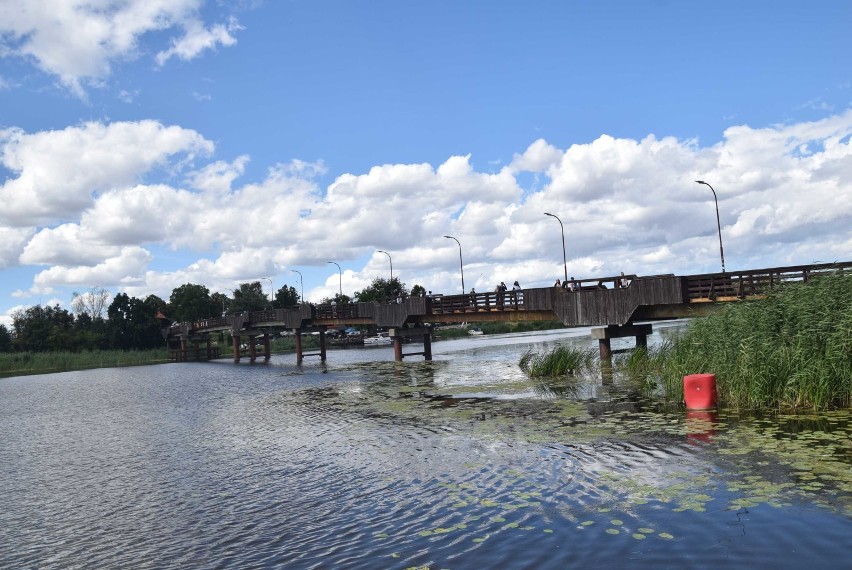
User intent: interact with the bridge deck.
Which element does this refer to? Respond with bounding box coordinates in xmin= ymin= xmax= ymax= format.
xmin=165 ymin=261 xmax=852 ymax=345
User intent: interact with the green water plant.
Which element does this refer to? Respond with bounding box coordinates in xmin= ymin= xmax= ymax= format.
xmin=519 ymin=346 xmax=596 ymax=378
xmin=637 ymin=271 xmax=852 ymax=410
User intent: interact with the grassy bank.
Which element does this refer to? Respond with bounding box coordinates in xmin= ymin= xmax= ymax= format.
xmin=0 ymin=349 xmax=170 ymax=377
xmin=518 ymin=271 xmax=852 ymax=411
xmin=641 ymin=271 xmax=852 ymax=410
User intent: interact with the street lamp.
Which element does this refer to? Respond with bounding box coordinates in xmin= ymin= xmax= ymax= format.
xmin=544 ymin=212 xmax=568 ymax=283
xmin=376 ymin=250 xmax=393 ymax=282
xmin=695 ymin=180 xmax=726 ymax=273
xmin=443 ymin=235 xmax=465 ymax=293
xmin=262 ymin=277 xmax=273 ymax=307
xmin=327 ymin=261 xmax=342 ymax=297
xmin=290 ymin=269 xmax=304 ymax=304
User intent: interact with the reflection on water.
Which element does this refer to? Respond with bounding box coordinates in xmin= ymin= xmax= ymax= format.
xmin=1 ymin=324 xmax=849 ymax=569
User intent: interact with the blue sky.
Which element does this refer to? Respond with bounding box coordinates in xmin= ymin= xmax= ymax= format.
xmin=1 ymin=0 xmax=851 ymax=324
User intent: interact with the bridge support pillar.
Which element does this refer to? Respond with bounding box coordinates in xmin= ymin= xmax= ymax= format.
xmin=390 ymin=327 xmax=433 ymax=361
xmin=591 ymin=324 xmax=653 ymax=367
xmin=232 ymin=334 xmax=241 ymax=362
xmin=248 ymin=335 xmax=257 ymax=362
xmin=318 ymin=330 xmax=327 ymax=362
xmin=263 ymin=333 xmax=271 ymax=361
xmin=295 ymin=331 xmax=303 ymax=364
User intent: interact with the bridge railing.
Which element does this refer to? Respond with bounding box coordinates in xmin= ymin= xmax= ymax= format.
xmin=685 ymin=261 xmax=852 ymax=301
xmin=430 ymin=289 xmax=526 ymax=314
xmin=315 ymin=303 xmax=360 ymax=319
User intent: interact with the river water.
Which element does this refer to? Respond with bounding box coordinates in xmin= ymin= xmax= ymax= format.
xmin=1 ymin=324 xmax=850 ymax=569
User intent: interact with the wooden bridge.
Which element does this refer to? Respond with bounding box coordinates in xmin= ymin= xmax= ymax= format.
xmin=164 ymin=261 xmax=852 ymax=364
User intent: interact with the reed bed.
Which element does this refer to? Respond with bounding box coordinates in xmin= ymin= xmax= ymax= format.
xmin=0 ymin=349 xmax=170 ymax=377
xmin=519 ymin=346 xmax=597 ymax=378
xmin=639 ymin=271 xmax=852 ymax=411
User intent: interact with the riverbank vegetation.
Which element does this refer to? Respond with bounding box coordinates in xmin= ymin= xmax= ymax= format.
xmin=521 ymin=272 xmax=852 ymax=411
xmin=0 ymin=349 xmax=170 ymax=377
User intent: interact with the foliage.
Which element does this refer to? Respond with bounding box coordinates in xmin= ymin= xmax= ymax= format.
xmin=630 ymin=272 xmax=852 ymax=410
xmin=320 ymin=293 xmax=352 ymax=305
xmin=273 ymin=285 xmax=300 ymax=308
xmin=169 ymin=283 xmax=212 ymax=322
xmin=354 ymin=277 xmax=407 ymax=303
xmin=107 ymin=293 xmax=165 ymax=350
xmin=0 ymin=324 xmax=12 ymax=352
xmin=211 ymin=292 xmax=230 ymax=316
xmin=0 ymin=349 xmax=169 ymax=376
xmin=519 ymin=346 xmax=596 ymax=378
xmin=410 ymin=284 xmax=426 ymax=297
xmin=231 ymin=281 xmax=268 ymax=313
xmin=11 ymin=304 xmax=76 ymax=352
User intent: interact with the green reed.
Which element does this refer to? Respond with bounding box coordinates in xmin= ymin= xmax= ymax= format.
xmin=0 ymin=349 xmax=170 ymax=377
xmin=641 ymin=271 xmax=852 ymax=410
xmin=519 ymin=345 xmax=596 ymax=378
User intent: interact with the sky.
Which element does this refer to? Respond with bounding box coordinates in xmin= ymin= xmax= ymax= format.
xmin=1 ymin=0 xmax=851 ymax=326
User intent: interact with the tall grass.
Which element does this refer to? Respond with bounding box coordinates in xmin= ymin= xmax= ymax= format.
xmin=0 ymin=349 xmax=170 ymax=377
xmin=519 ymin=346 xmax=596 ymax=377
xmin=643 ymin=271 xmax=852 ymax=410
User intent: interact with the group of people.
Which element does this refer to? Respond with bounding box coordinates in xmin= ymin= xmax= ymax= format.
xmin=467 ymin=280 xmax=522 ymax=309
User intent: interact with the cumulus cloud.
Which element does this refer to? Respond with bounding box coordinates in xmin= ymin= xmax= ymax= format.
xmin=0 ymin=120 xmax=213 ymax=227
xmin=155 ymin=16 xmax=242 ymax=66
xmin=3 ymin=112 xmax=852 ymax=305
xmin=0 ymin=0 xmax=241 ymax=96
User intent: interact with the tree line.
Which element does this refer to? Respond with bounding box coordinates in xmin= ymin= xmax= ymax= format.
xmin=0 ymin=277 xmax=423 ymax=353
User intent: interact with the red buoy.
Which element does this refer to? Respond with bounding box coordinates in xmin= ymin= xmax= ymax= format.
xmin=683 ymin=373 xmax=717 ymax=410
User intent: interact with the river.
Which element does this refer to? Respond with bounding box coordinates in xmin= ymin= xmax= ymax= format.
xmin=1 ymin=324 xmax=849 ymax=569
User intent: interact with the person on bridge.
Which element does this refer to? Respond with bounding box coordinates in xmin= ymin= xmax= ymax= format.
xmin=554 ymin=279 xmax=562 ymax=288
xmin=469 ymin=288 xmax=477 ymax=310
xmin=619 ymin=272 xmax=629 ymax=288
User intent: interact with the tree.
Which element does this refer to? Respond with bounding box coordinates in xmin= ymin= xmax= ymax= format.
xmin=353 ymin=277 xmax=407 ymax=303
xmin=210 ymin=292 xmax=230 ymax=316
xmin=12 ymin=304 xmax=76 ymax=352
xmin=411 ymin=284 xmax=426 ymax=297
xmin=71 ymin=287 xmax=111 ymax=320
xmin=319 ymin=293 xmax=352 ymax=305
xmin=273 ymin=285 xmax=300 ymax=308
xmin=0 ymin=324 xmax=12 ymax=352
xmin=230 ymin=281 xmax=268 ymax=312
xmin=107 ymin=293 xmax=163 ymax=350
xmin=169 ymin=283 xmax=212 ymax=322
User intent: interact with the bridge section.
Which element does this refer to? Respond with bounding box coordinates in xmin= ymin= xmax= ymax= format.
xmin=163 ymin=261 xmax=851 ymax=363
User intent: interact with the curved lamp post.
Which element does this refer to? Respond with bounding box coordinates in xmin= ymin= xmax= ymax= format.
xmin=290 ymin=269 xmax=304 ymax=304
xmin=262 ymin=277 xmax=273 ymax=307
xmin=327 ymin=261 xmax=342 ymax=297
xmin=443 ymin=235 xmax=465 ymax=293
xmin=695 ymin=180 xmax=726 ymax=273
xmin=544 ymin=212 xmax=568 ymax=283
xmin=376 ymin=250 xmax=393 ymax=282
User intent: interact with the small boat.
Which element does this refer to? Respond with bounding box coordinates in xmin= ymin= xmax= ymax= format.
xmin=468 ymin=327 xmax=483 ymax=335
xmin=363 ymin=332 xmax=392 ymax=345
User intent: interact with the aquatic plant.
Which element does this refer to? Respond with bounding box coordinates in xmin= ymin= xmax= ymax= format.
xmin=519 ymin=345 xmax=596 ymax=378
xmin=644 ymin=271 xmax=852 ymax=410
xmin=0 ymin=349 xmax=169 ymax=376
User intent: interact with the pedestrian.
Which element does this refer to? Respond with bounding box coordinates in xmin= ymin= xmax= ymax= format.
xmin=512 ymin=280 xmax=522 ymax=306
xmin=554 ymin=279 xmax=562 ymax=288
xmin=619 ymin=272 xmax=629 ymax=288
xmin=469 ymin=287 xmax=477 ymax=310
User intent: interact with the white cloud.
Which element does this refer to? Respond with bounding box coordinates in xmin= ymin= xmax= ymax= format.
xmin=4 ymin=111 xmax=852 ymax=307
xmin=0 ymin=120 xmax=213 ymax=227
xmin=0 ymin=1 xmax=241 ymax=96
xmin=155 ymin=16 xmax=242 ymax=66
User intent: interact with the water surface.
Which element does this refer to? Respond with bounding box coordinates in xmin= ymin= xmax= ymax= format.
xmin=2 ymin=325 xmax=849 ymax=568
